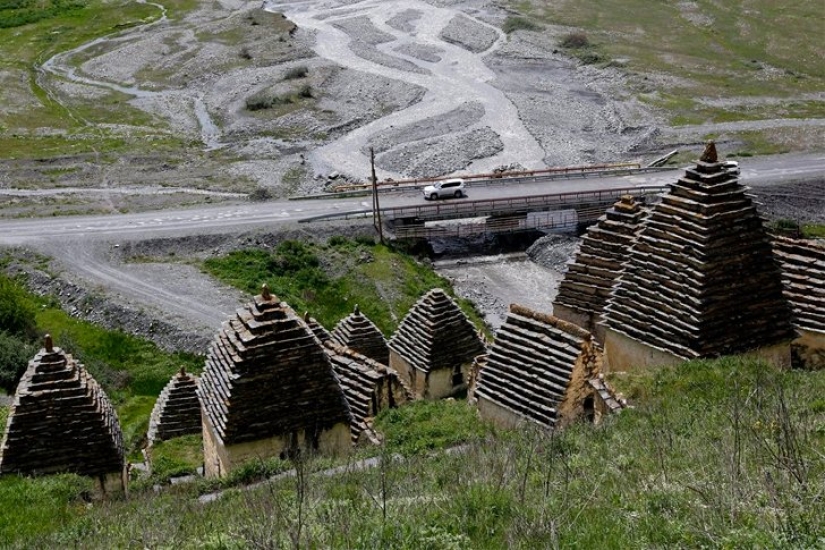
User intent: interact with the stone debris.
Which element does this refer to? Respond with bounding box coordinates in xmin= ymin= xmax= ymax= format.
xmin=388 ymin=288 xmax=487 ymax=399
xmin=198 ymin=285 xmax=351 ymax=448
xmin=331 ymin=304 xmax=389 ymax=365
xmin=147 ymin=367 xmax=202 ymax=445
xmin=0 ymin=335 xmax=125 ymax=482
xmin=602 ymin=143 xmax=795 ymax=365
xmin=474 ymin=305 xmax=601 ymax=429
xmin=772 ymin=236 xmax=825 ymax=334
xmin=323 ymin=340 xmax=410 ymax=444
xmin=554 ymin=195 xmax=647 ymax=340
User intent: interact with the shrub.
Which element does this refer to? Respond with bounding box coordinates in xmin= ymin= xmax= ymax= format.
xmin=502 ymin=16 xmax=540 ymax=34
xmin=245 ymin=93 xmax=275 ymax=111
xmin=578 ymin=51 xmax=605 ymax=64
xmin=0 ymin=276 xmax=37 ymax=340
xmin=560 ymin=32 xmax=590 ymax=49
xmin=283 ymin=65 xmax=308 ymax=80
xmin=248 ymin=187 xmax=273 ymax=202
xmin=245 ymin=92 xmax=297 ymax=111
xmin=0 ymin=331 xmax=33 ymax=393
xmin=298 ymin=84 xmax=313 ymax=98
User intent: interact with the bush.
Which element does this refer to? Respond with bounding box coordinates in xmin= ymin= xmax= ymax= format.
xmin=0 ymin=276 xmax=37 ymax=340
xmin=578 ymin=51 xmax=605 ymax=65
xmin=560 ymin=32 xmax=590 ymax=49
xmin=248 ymin=187 xmax=273 ymax=202
xmin=283 ymin=65 xmax=308 ymax=80
xmin=298 ymin=84 xmax=313 ymax=98
xmin=0 ymin=331 xmax=33 ymax=393
xmin=245 ymin=92 xmax=297 ymax=111
xmin=502 ymin=16 xmax=540 ymax=34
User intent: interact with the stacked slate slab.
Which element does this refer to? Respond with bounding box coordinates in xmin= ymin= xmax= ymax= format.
xmin=588 ymin=375 xmax=626 ymax=423
xmin=772 ymin=236 xmax=825 ymax=334
xmin=388 ymin=288 xmax=487 ymax=399
xmin=474 ymin=305 xmax=601 ymax=429
xmin=601 ymin=143 xmax=795 ymax=370
xmin=304 ymin=312 xmax=332 ymax=343
xmin=331 ymin=305 xmax=389 ymax=365
xmin=147 ymin=368 xmax=202 ymax=445
xmin=323 ymin=340 xmax=410 ymax=444
xmin=198 ymin=286 xmax=352 ymax=477
xmin=772 ymin=235 xmax=825 ymax=368
xmin=553 ymin=195 xmax=647 ymax=341
xmin=0 ymin=336 xmax=125 ymax=493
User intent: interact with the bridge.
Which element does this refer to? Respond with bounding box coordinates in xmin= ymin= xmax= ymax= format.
xmin=301 ymin=185 xmax=667 ymax=240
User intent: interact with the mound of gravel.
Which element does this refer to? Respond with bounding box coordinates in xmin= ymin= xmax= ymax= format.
xmin=386 ymin=9 xmax=422 ymax=33
xmin=439 ymin=14 xmax=499 ymax=53
xmin=393 ymin=43 xmax=444 ymax=63
xmin=376 ymin=126 xmax=504 ymax=177
xmin=526 ymin=234 xmax=581 ymax=272
xmin=332 ymin=16 xmax=395 ymax=45
xmin=368 ymin=102 xmax=486 ymax=154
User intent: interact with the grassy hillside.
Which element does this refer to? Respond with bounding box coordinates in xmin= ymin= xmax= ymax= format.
xmin=201 ymin=238 xmax=486 ymax=336
xmin=0 ymin=271 xmax=202 ymax=461
xmin=0 ymin=0 xmax=197 ymax=159
xmin=2 ymin=356 xmax=823 ymax=547
xmin=513 ymin=0 xmax=825 ymax=153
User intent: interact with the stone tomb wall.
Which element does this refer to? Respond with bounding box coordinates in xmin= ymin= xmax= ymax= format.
xmin=203 ymin=416 xmax=351 ymax=478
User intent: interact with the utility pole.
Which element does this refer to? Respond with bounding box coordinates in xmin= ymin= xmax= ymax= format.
xmin=371 ymin=147 xmax=384 ymax=244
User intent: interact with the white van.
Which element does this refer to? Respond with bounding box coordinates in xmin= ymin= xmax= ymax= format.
xmin=423 ymin=178 xmax=466 ymax=200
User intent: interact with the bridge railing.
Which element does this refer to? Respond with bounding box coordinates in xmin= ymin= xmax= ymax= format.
xmin=292 ymin=166 xmax=672 ymax=201
xmin=327 ymin=162 xmax=643 ymax=193
xmin=381 ymin=186 xmax=663 ymax=221
xmin=298 ymin=186 xmax=669 ymax=225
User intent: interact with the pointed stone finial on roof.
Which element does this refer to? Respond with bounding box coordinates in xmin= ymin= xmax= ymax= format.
xmin=353 ymin=304 xmax=360 ymax=315
xmin=178 ymin=366 xmax=187 ymax=377
xmin=261 ymin=283 xmax=272 ymax=300
xmin=700 ymin=141 xmax=718 ymax=163
xmin=304 ymin=311 xmax=310 ymax=322
xmin=44 ymin=334 xmax=53 ymax=353
xmin=620 ymin=194 xmax=634 ymax=205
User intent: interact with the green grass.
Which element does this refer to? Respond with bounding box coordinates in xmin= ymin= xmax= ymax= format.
xmin=0 ymin=474 xmax=93 ymax=543
xmin=0 ymin=273 xmax=202 ymax=460
xmin=201 ymin=238 xmax=485 ymax=336
xmin=0 ymin=0 xmax=85 ymax=29
xmin=0 ymin=0 xmax=200 ymax=158
xmin=4 ymin=355 xmax=824 ymax=548
xmin=144 ymin=434 xmax=204 ymax=482
xmin=801 ymin=224 xmax=825 ymax=238
xmin=502 ymin=15 xmax=540 ymax=34
xmin=375 ymin=399 xmax=489 ymax=456
xmin=514 ymin=0 xmax=825 ymax=134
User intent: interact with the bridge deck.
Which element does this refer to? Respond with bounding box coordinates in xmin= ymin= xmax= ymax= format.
xmin=381 ymin=186 xmax=660 ymax=223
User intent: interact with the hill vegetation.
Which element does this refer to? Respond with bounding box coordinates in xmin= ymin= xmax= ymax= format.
xmin=512 ymin=0 xmax=825 ymax=153
xmin=201 ymin=238 xmax=484 ymax=336
xmin=1 ymin=355 xmax=823 ymax=547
